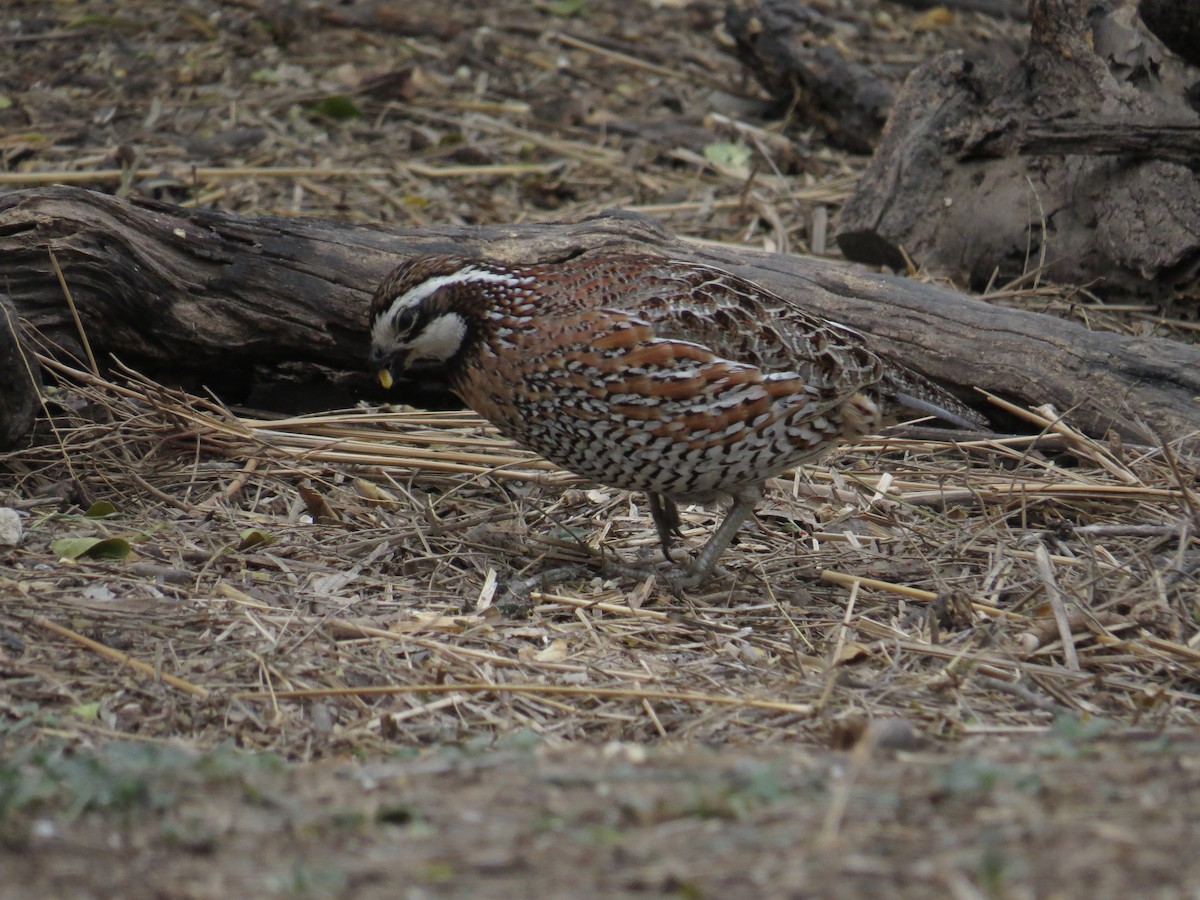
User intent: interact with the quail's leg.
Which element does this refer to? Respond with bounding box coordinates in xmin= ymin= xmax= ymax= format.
xmin=672 ymin=490 xmax=760 ymax=591
xmin=645 ymin=492 xmax=684 ymax=563
xmin=509 ymin=489 xmax=759 ymax=600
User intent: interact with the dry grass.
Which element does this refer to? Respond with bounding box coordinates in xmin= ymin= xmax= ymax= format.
xmin=3 ymin=353 xmax=1196 ymax=760
xmin=0 ymin=0 xmax=1195 ymax=768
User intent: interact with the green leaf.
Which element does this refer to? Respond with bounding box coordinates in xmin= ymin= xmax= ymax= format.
xmin=84 ymin=501 xmax=118 ymax=518
xmin=237 ymin=529 xmax=275 ymax=551
xmin=546 ymin=0 xmax=586 ymax=16
xmin=308 ymin=95 xmax=362 ymax=120
xmin=0 ymin=95 xmax=12 ymax=111
xmin=70 ymin=703 xmax=101 ymax=721
xmin=703 ymin=141 xmax=753 ymax=171
xmin=52 ymin=537 xmax=131 ymax=560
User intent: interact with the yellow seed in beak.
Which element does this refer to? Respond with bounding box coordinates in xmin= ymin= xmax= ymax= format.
xmin=378 ymin=370 xmax=394 ymax=389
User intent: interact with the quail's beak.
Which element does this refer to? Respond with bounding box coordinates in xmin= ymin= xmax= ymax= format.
xmin=369 ymin=345 xmax=399 ymax=390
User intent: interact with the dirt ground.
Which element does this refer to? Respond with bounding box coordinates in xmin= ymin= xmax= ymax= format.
xmin=4 ymin=735 xmax=1199 ymax=898
xmin=1 ymin=0 xmax=1198 ymax=897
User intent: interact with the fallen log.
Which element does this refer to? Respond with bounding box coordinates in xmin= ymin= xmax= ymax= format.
xmin=0 ymin=295 xmax=40 ymax=449
xmin=0 ymin=186 xmax=1196 ymax=445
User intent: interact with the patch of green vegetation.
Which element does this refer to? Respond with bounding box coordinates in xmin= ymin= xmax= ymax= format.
xmin=977 ymin=830 xmax=1007 ymax=895
xmin=0 ymin=704 xmax=59 ymax=749
xmin=306 ymin=95 xmax=362 ymax=121
xmin=384 ymin=745 xmax=422 ymax=762
xmin=544 ymin=0 xmax=587 ymax=17
xmin=976 ymin=828 xmax=1030 ymax=897
xmin=68 ymin=702 xmax=101 ymax=722
xmin=679 ymin=763 xmax=790 ymax=821
xmin=1036 ymin=713 xmax=1112 ymax=758
xmin=250 ymin=67 xmax=287 ymax=84
xmin=1137 ymin=734 xmax=1177 ymax=755
xmin=404 ymin=817 xmax=438 ymax=839
xmin=1 ymin=131 xmax=51 ymax=146
xmin=0 ymin=746 xmax=58 ymax=827
xmin=0 ymin=739 xmax=284 ymax=835
xmin=422 ymin=860 xmax=456 ymax=883
xmin=283 ymin=862 xmax=348 ymax=898
xmin=493 ymin=726 xmax=544 ymax=751
xmin=936 ymin=758 xmax=1041 ymax=804
xmin=456 ymin=733 xmax=505 ymax=755
xmin=325 ymin=809 xmax=369 ymax=831
xmin=194 ymin=742 xmax=285 ymax=779
xmin=668 ymin=880 xmax=705 ymax=900
xmin=533 ymin=811 xmax=566 ymax=834
xmin=584 ymin=823 xmax=627 ymax=846
xmin=703 ymin=141 xmax=753 ymax=171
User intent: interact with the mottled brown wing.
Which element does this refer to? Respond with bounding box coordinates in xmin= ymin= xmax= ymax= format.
xmin=544 ymin=254 xmax=985 ymax=430
xmin=533 ymin=254 xmax=885 ymax=399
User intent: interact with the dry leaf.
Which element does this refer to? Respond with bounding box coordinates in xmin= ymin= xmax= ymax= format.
xmin=832 ymin=640 xmax=873 ymax=665
xmin=535 ymin=639 xmax=569 ymax=662
xmin=298 ymin=484 xmax=340 ymax=524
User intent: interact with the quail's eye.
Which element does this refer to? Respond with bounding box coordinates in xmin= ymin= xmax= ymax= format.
xmin=394 ymin=307 xmax=419 ymax=335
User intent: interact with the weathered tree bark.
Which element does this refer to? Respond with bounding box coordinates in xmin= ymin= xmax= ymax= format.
xmin=0 ymin=295 xmax=40 ymax=449
xmin=1018 ymin=120 xmax=1200 ymax=166
xmin=0 ymin=186 xmax=1197 ymax=445
xmin=838 ymin=0 xmax=1200 ymax=300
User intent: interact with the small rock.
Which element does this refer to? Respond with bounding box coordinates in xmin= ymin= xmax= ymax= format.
xmin=0 ymin=508 xmax=22 ymax=546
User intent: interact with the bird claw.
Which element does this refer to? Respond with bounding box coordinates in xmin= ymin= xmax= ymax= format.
xmin=661 ymin=561 xmax=724 ymax=597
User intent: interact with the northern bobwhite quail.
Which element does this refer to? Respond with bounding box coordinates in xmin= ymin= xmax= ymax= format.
xmin=368 ymin=253 xmax=985 ymax=589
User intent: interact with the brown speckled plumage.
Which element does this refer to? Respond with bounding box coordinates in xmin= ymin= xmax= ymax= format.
xmin=369 ymin=253 xmax=983 ymax=588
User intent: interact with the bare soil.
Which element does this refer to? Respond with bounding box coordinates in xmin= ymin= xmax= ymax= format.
xmin=1 ymin=1 xmax=1198 ymax=897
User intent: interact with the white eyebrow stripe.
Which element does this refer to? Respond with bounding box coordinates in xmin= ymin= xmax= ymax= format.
xmin=371 ymin=268 xmax=518 ymax=350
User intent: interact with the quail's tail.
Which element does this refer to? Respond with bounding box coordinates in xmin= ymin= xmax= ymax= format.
xmin=878 ymin=366 xmax=988 ymax=431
